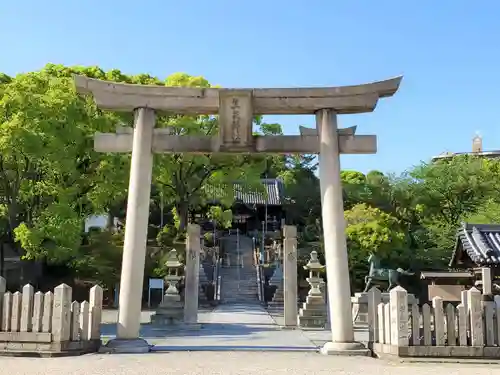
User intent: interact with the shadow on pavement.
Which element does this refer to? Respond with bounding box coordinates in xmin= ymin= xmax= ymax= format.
xmin=151 ymin=345 xmax=318 ymax=352
xmin=101 ymin=322 xmax=282 ymax=338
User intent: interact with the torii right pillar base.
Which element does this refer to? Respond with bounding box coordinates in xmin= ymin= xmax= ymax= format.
xmin=320 ymin=341 xmax=371 ymax=356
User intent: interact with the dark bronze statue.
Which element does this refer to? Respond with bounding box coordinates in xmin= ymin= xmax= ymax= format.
xmin=363 ymin=253 xmax=414 ymax=292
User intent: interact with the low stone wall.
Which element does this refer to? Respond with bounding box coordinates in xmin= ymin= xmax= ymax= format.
xmin=0 ymin=276 xmax=102 ymax=356
xmin=367 ymin=286 xmax=500 ymax=359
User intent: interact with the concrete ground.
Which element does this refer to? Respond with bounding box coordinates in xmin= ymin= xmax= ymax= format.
xmin=101 ymin=304 xmax=331 ymax=350
xmin=0 ymin=352 xmax=498 ymax=375
xmin=1 ymin=306 xmax=497 ymax=374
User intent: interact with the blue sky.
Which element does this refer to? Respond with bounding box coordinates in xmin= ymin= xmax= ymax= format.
xmin=2 ymin=1 xmax=500 ymax=174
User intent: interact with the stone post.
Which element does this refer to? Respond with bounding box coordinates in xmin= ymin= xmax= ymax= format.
xmin=52 ymin=284 xmax=72 ymax=342
xmin=184 ymin=224 xmax=201 ymax=324
xmin=0 ymin=276 xmax=5 ymax=324
xmin=20 ymin=284 xmax=34 ymax=332
xmin=467 ymin=287 xmax=484 ymax=346
xmin=316 ymin=109 xmax=367 ymax=356
xmin=367 ymin=287 xmax=382 ymax=343
xmin=389 ymin=286 xmax=409 ymax=347
xmin=89 ymin=285 xmax=103 ymax=340
xmin=481 ymin=267 xmax=493 ymax=295
xmin=107 ymin=108 xmax=155 ymax=353
xmin=283 ymin=225 xmax=297 ymax=327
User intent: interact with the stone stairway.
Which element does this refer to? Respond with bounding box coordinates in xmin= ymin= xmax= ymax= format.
xmin=219 ymin=234 xmax=259 ymax=304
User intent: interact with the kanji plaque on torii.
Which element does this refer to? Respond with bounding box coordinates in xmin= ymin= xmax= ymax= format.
xmin=74 ymin=74 xmax=402 ymax=355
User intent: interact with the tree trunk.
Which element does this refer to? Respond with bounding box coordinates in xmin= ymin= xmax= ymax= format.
xmin=0 ymin=242 xmax=4 ymax=278
xmin=106 ymin=212 xmax=115 ymax=230
xmin=176 ymin=202 xmax=189 ymax=232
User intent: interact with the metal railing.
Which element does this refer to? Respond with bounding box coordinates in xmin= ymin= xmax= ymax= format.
xmin=214 ymin=257 xmax=222 ymax=302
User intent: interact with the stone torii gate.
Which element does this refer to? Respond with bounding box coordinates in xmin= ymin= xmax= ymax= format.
xmin=74 ymin=75 xmax=402 ymax=354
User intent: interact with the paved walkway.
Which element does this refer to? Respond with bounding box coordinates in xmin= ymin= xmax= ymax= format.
xmin=101 ymin=304 xmax=319 ymax=351
xmin=1 ymin=352 xmax=498 ymax=375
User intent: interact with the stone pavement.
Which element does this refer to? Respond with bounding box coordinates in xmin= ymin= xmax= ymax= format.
xmin=1 ymin=352 xmax=498 ymax=375
xmin=101 ymin=304 xmax=321 ymax=351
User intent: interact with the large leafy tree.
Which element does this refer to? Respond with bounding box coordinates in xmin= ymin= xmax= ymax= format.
xmin=409 ymin=155 xmax=492 ymax=253
xmin=0 ymin=66 xmax=120 ymax=263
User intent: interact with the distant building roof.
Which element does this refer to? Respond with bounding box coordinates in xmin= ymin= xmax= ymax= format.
xmin=450 ymin=223 xmax=500 ymax=267
xmin=431 ymin=150 xmax=500 ymax=161
xmin=431 ymin=134 xmax=500 ymax=161
xmin=204 ymin=178 xmax=285 ymax=206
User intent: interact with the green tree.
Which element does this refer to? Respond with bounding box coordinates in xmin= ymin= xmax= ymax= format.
xmin=409 ymin=155 xmax=491 ymax=252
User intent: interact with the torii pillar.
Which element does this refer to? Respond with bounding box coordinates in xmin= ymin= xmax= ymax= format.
xmin=74 ymin=75 xmax=402 ymax=354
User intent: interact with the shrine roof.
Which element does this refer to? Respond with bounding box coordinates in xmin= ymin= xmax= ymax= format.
xmin=204 ymin=178 xmax=284 ymax=206
xmin=450 ymin=223 xmax=500 ymax=267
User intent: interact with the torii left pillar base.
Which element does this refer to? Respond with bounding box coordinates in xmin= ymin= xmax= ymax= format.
xmin=104 ymin=338 xmax=151 ymax=354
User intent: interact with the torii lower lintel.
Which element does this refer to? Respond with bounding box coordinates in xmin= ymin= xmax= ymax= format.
xmin=93 ymin=131 xmax=377 ymax=154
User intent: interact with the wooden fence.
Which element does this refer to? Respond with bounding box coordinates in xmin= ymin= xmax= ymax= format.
xmin=367 ymin=286 xmax=500 ymax=358
xmin=0 ymin=276 xmax=102 ymax=355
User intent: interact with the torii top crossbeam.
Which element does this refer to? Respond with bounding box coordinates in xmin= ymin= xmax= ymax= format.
xmin=74 ymin=75 xmax=402 ymax=115
xmin=73 ymin=75 xmax=402 ymax=155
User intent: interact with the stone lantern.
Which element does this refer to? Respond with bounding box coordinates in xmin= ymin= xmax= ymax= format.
xmin=298 ymin=250 xmax=327 ymax=328
xmin=305 ymin=251 xmax=325 ymax=297
xmin=152 ymin=249 xmax=185 ymax=325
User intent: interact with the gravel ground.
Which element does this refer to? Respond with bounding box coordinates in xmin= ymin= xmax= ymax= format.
xmin=0 ymin=352 xmax=498 ymax=375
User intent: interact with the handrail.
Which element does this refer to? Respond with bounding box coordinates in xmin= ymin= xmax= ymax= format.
xmin=214 ymin=257 xmax=222 ymax=303
xmin=254 ymin=245 xmax=265 ymax=304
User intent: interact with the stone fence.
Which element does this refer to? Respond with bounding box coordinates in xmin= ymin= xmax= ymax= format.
xmin=367 ymin=286 xmax=500 ymax=358
xmin=0 ymin=276 xmax=102 ymax=355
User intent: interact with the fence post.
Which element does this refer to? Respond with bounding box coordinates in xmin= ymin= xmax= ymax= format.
xmin=80 ymin=301 xmax=90 ymax=341
xmin=467 ymin=287 xmax=484 ymax=346
xmin=432 ymin=296 xmax=445 ymax=346
xmin=33 ymin=291 xmax=44 ymax=333
xmin=410 ymin=303 xmax=420 ymax=346
xmin=42 ymin=291 xmax=54 ymax=333
xmin=389 ymin=286 xmax=408 ymax=347
xmin=445 ymin=303 xmax=456 ymax=346
xmin=367 ymin=287 xmax=381 ymax=343
xmin=70 ymin=301 xmax=81 ymax=341
xmin=377 ymin=302 xmax=385 ymax=344
xmin=383 ymin=302 xmax=391 ymax=345
xmin=0 ymin=276 xmax=5 ymax=325
xmin=457 ymin=303 xmax=467 ymax=346
xmin=2 ymin=292 xmax=12 ymax=331
xmin=11 ymin=291 xmax=22 ymax=332
xmin=20 ymin=284 xmax=34 ymax=332
xmin=52 ymin=284 xmax=72 ymax=342
xmin=89 ymin=285 xmax=103 ymax=340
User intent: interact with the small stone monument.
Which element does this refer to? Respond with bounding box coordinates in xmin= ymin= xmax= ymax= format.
xmin=152 ymin=250 xmax=185 ymax=325
xmin=198 ymin=261 xmax=209 ymax=306
xmin=351 ymin=291 xmax=418 ymax=327
xmin=298 ymin=251 xmax=327 ymax=328
xmin=267 ymin=261 xmax=284 ymax=312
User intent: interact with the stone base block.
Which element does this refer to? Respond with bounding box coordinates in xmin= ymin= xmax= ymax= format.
xmin=320 ymin=341 xmax=371 ymax=356
xmin=0 ymin=339 xmax=101 ymax=357
xmin=151 ymin=314 xmax=184 ymax=325
xmin=104 ymin=338 xmax=151 ymax=353
xmin=298 ymin=316 xmax=327 ymax=328
xmin=299 ymin=307 xmax=327 ymax=317
xmin=372 ymin=343 xmax=500 ymax=358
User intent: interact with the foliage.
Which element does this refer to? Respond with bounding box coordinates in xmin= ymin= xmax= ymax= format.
xmin=5 ymin=64 xmax=500 ymax=296
xmin=207 ymin=205 xmax=233 ymax=229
